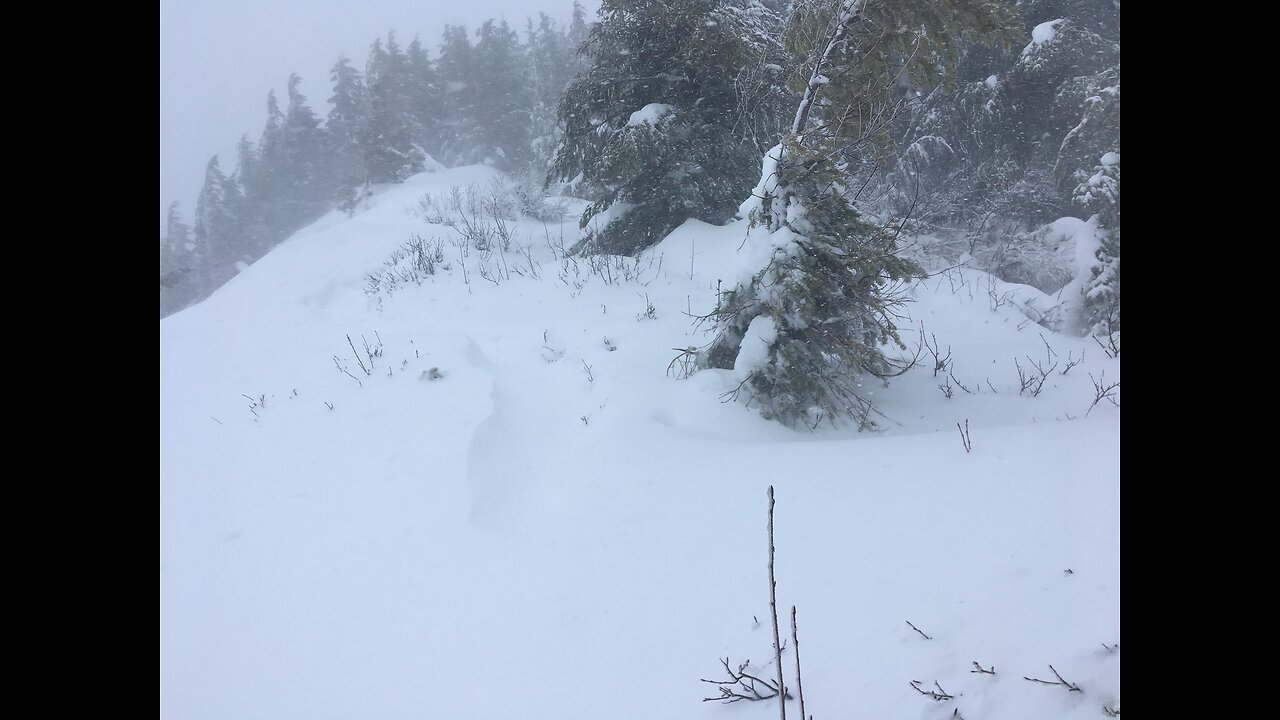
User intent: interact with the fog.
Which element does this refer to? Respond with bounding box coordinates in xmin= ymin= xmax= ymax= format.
xmin=159 ymin=0 xmax=597 ymax=228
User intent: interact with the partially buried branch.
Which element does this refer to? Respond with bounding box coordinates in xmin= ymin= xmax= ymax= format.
xmin=1024 ymin=664 xmax=1082 ymax=693
xmin=701 ymin=657 xmax=793 ymax=704
xmin=791 ymin=606 xmax=807 ymax=720
xmin=768 ymin=486 xmax=787 ymax=720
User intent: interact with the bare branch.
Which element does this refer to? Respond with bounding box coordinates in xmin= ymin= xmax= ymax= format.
xmin=906 ymin=620 xmax=932 ymax=640
xmin=1086 ymin=372 xmax=1120 ymax=416
xmin=769 ymin=486 xmax=787 ymax=720
xmin=1023 ymin=664 xmax=1082 ymax=693
xmin=791 ymin=606 xmax=807 ymax=720
xmin=702 ymin=657 xmax=793 ymax=704
xmin=909 ymin=679 xmax=954 ymax=701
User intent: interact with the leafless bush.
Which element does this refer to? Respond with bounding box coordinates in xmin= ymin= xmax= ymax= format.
xmin=701 ymin=657 xmax=792 ymax=704
xmin=922 ymin=329 xmax=952 ymax=377
xmin=365 ymin=235 xmax=447 ymax=297
xmin=1093 ymin=332 xmax=1120 ymax=358
xmin=1015 ymin=345 xmax=1058 ymax=397
xmin=1087 ymin=371 xmax=1120 ymax=416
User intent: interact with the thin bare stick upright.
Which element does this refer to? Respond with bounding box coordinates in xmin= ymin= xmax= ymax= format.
xmin=791 ymin=605 xmax=807 ymax=720
xmin=768 ymin=486 xmax=786 ymax=720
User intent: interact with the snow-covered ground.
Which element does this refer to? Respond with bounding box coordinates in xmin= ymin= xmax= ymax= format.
xmin=160 ymin=165 xmax=1119 ymax=719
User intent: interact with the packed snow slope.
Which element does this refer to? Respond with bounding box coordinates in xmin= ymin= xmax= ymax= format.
xmin=160 ymin=165 xmax=1120 ymax=719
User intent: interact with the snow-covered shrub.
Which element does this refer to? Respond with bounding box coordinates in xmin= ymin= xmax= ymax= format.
xmin=364 ymin=234 xmax=447 ymax=297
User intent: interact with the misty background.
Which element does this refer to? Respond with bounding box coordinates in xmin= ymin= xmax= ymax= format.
xmin=159 ymin=0 xmax=599 ymax=227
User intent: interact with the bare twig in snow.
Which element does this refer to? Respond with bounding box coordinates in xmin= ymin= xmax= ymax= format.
xmin=768 ymin=486 xmax=787 ymax=720
xmin=1093 ymin=333 xmax=1120 ymax=358
xmin=957 ymin=421 xmax=972 ymax=453
xmin=1061 ymin=349 xmax=1083 ymax=375
xmin=791 ymin=606 xmax=807 ymax=720
xmin=909 ymin=680 xmax=954 ymax=701
xmin=970 ymin=661 xmax=995 ymax=675
xmin=1023 ymin=665 xmax=1082 ymax=692
xmin=1087 ymin=372 xmax=1120 ymax=416
xmin=949 ymin=367 xmax=974 ymax=394
xmin=906 ymin=620 xmax=932 ymax=640
xmin=701 ymin=657 xmax=793 ymax=704
xmin=923 ymin=330 xmax=951 ymax=377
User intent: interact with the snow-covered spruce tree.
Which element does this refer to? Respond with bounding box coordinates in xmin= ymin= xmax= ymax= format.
xmin=872 ymin=0 xmax=1120 ymax=293
xmin=1071 ymin=151 xmax=1119 ymax=337
xmin=326 ymin=54 xmax=372 ymax=203
xmin=551 ymin=0 xmax=789 ymax=255
xmin=192 ymin=155 xmax=244 ymax=291
xmin=526 ymin=13 xmax=583 ymax=180
xmin=1055 ymin=65 xmax=1119 ymax=337
xmin=470 ymin=20 xmax=532 ymax=170
xmin=701 ymin=0 xmax=1016 ymax=428
xmin=160 ymin=202 xmax=200 ymax=317
xmin=364 ymin=34 xmax=427 ymax=183
xmin=436 ymin=25 xmax=478 ymax=165
xmin=274 ymin=74 xmax=329 ymax=230
xmin=405 ymin=36 xmax=443 ymax=159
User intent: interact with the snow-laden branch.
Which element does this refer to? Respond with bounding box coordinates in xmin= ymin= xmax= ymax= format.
xmin=791 ymin=0 xmax=868 ymax=136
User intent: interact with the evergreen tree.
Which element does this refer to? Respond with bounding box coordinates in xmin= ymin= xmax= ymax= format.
xmin=192 ymin=156 xmax=244 ymax=290
xmin=436 ymin=25 xmax=478 ymax=165
xmin=327 ymin=54 xmax=371 ymax=198
xmin=232 ymin=133 xmax=273 ymax=253
xmin=405 ymin=37 xmax=442 ymax=158
xmin=552 ymin=0 xmax=789 ymax=255
xmin=365 ymin=34 xmax=427 ymax=182
xmin=1073 ymin=149 xmax=1119 ymax=336
xmin=276 ymin=73 xmax=328 ymax=228
xmin=878 ymin=0 xmax=1121 ymax=297
xmin=472 ymin=20 xmax=532 ymax=170
xmin=568 ymin=1 xmax=591 ymax=50
xmin=160 ymin=202 xmax=200 ymax=316
xmin=526 ymin=14 xmax=576 ymax=177
xmin=702 ymin=0 xmax=1017 ymax=428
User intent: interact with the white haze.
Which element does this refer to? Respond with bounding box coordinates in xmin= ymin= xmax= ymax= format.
xmin=159 ymin=0 xmax=599 ymax=230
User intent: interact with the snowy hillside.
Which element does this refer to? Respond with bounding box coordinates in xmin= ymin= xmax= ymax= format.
xmin=160 ymin=166 xmax=1120 ymax=719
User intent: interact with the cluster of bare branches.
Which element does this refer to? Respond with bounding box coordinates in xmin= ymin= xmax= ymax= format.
xmin=703 ymin=486 xmax=808 ymax=719
xmin=332 ymin=332 xmax=385 ymax=386
xmin=1093 ymin=333 xmax=1120 ymax=358
xmin=1015 ymin=342 xmax=1058 ymax=396
xmin=1024 ymin=664 xmax=1082 ymax=692
xmin=1087 ymin=372 xmax=1120 ymax=416
xmin=909 ymin=679 xmax=955 ymax=701
xmin=667 ymin=346 xmax=699 ymax=380
xmin=922 ymin=329 xmax=952 ymax=377
xmin=701 ymin=657 xmax=793 ymax=704
xmin=241 ymin=392 xmax=267 ymax=419
xmin=417 ymin=183 xmax=518 ymax=254
xmin=957 ymin=420 xmax=972 ymax=453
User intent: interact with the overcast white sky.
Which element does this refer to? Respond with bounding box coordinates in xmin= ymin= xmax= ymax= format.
xmin=159 ymin=0 xmax=598 ymax=230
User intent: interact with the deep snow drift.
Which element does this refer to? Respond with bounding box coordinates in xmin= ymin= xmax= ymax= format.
xmin=160 ymin=165 xmax=1119 ymax=719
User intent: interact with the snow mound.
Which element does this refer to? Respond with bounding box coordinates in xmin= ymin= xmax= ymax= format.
xmin=627 ymin=102 xmax=673 ymax=127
